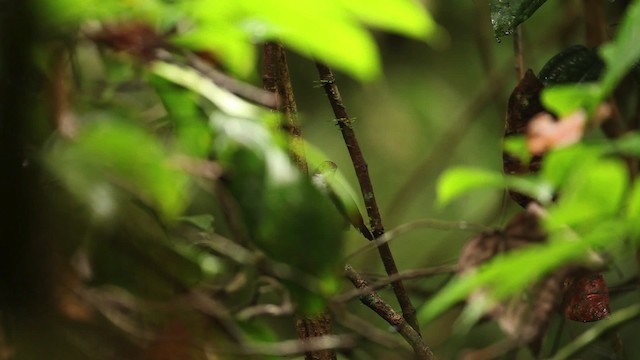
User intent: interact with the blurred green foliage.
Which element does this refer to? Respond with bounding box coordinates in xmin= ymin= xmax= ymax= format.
xmin=3 ymin=0 xmax=640 ymax=359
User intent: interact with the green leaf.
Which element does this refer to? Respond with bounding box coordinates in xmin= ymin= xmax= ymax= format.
xmin=627 ymin=180 xmax=640 ymax=238
xmin=541 ymin=0 xmax=640 ymax=115
xmin=335 ymin=0 xmax=440 ymax=41
xmin=598 ymin=0 xmax=640 ymax=94
xmin=48 ymin=121 xmax=191 ymax=218
xmin=540 ymin=83 xmax=602 ymax=117
xmin=210 ymin=114 xmax=345 ymax=314
xmin=503 ymin=135 xmax=531 ymax=164
xmin=151 ymin=61 xmax=263 ymax=120
xmin=538 ymin=45 xmax=604 ymax=85
xmin=437 ymin=167 xmax=553 ymax=207
xmin=610 ymin=132 xmax=640 ymax=157
xmin=540 ymin=144 xmax=602 ymax=188
xmin=546 ymin=158 xmax=628 ymax=229
xmin=419 ymin=220 xmax=625 ymax=325
xmin=437 ymin=168 xmax=505 ymax=206
xmin=490 ymin=0 xmax=548 ymax=38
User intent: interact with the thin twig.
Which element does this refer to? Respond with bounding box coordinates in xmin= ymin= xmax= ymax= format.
xmin=263 ymin=42 xmax=308 ymax=173
xmin=513 ymin=26 xmax=524 ymax=80
xmin=346 ymin=218 xmax=490 ymax=261
xmin=333 ymin=265 xmax=457 ymax=304
xmin=386 ymin=64 xmax=510 ymax=222
xmin=550 ymin=304 xmax=640 ymax=360
xmin=315 ymin=62 xmax=420 ymax=334
xmin=330 ymin=304 xmax=410 ymax=350
xmin=344 ymin=265 xmax=436 ymax=360
xmin=186 ymin=54 xmax=278 ymax=109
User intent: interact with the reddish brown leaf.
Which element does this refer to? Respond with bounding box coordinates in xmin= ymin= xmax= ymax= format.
xmin=458 ymin=208 xmax=566 ymax=348
xmin=563 ymin=272 xmax=610 ymax=322
xmin=503 ymin=69 xmax=549 ymax=207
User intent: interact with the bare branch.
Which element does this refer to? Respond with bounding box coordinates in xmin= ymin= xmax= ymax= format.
xmin=334 ymin=265 xmax=457 ymax=304
xmin=344 ymin=265 xmax=436 ymax=360
xmin=315 ymin=62 xmax=420 ymax=334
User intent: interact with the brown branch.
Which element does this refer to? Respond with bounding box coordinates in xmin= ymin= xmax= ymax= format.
xmin=186 ymin=54 xmax=278 ymax=110
xmin=583 ymin=0 xmax=607 ymax=48
xmin=513 ymin=26 xmax=524 ymax=80
xmin=263 ymin=44 xmax=335 ymax=360
xmin=263 ymin=42 xmax=308 ymax=173
xmin=333 ymin=265 xmax=457 ymax=304
xmin=344 ymin=265 xmax=436 ymax=360
xmin=315 ymin=62 xmax=420 ymax=334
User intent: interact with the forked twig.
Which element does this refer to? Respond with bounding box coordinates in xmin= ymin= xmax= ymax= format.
xmin=344 ymin=265 xmax=436 ymax=360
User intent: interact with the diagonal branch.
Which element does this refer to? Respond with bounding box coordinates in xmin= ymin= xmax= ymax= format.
xmin=344 ymin=265 xmax=435 ymax=360
xmin=315 ymin=62 xmax=420 ymax=334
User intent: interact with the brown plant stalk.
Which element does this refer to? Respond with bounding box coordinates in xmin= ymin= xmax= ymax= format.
xmin=344 ymin=265 xmax=435 ymax=360
xmin=315 ymin=62 xmax=421 ymax=334
xmin=262 ymin=42 xmax=334 ymax=360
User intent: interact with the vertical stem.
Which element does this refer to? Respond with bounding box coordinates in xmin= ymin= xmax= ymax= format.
xmin=315 ymin=63 xmax=420 ymax=335
xmin=262 ymin=42 xmax=308 ymax=174
xmin=513 ymin=25 xmax=524 ymax=80
xmin=263 ymin=43 xmax=334 ymax=360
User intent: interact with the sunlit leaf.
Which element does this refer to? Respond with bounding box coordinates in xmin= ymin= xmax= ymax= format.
xmin=335 ymin=0 xmax=440 ymax=41
xmin=627 ymin=180 xmax=640 ymax=238
xmin=437 ymin=167 xmax=553 ymax=207
xmin=490 ymin=0 xmax=548 ymax=38
xmin=546 ymin=159 xmax=627 ymax=229
xmin=151 ymin=61 xmax=263 ymax=119
xmin=540 ymin=144 xmax=601 ymax=188
xmin=541 ymin=83 xmax=601 ymax=117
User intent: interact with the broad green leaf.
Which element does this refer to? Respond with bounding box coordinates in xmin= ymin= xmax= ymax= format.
xmin=335 ymin=0 xmax=439 ymax=41
xmin=151 ymin=61 xmax=263 ymax=119
xmin=172 ymin=24 xmax=257 ymax=77
xmin=540 ymin=144 xmax=602 ymax=188
xmin=490 ymin=0 xmax=548 ymax=38
xmin=541 ymin=83 xmax=601 ymax=117
xmin=546 ymin=158 xmax=628 ymax=229
xmin=538 ymin=45 xmax=604 ymax=85
xmin=437 ymin=168 xmax=505 ymax=207
xmin=150 ymin=75 xmax=212 ymax=157
xmin=48 ymin=121 xmax=191 ymax=218
xmin=210 ymin=113 xmax=345 ymax=314
xmin=437 ymin=167 xmax=553 ymax=207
